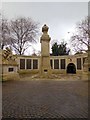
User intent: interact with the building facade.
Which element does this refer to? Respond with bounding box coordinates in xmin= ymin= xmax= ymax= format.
xmin=16 ymin=24 xmax=88 ymax=76
xmin=16 ymin=53 xmax=88 ymax=75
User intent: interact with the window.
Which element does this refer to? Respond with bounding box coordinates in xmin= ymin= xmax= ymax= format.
xmin=33 ymin=59 xmax=38 ymax=69
xmin=54 ymin=59 xmax=59 ymax=69
xmin=44 ymin=69 xmax=48 ymax=72
xmin=8 ymin=68 xmax=14 ymax=72
xmin=61 ymin=59 xmax=65 ymax=69
xmin=77 ymin=58 xmax=81 ymax=70
xmin=50 ymin=59 xmax=53 ymax=69
xmin=20 ymin=59 xmax=25 ymax=69
xmin=26 ymin=59 xmax=31 ymax=69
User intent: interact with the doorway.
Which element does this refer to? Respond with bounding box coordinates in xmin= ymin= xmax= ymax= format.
xmin=67 ymin=63 xmax=76 ymax=74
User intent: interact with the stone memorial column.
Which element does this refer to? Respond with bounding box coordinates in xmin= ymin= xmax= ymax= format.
xmin=40 ymin=24 xmax=51 ymax=77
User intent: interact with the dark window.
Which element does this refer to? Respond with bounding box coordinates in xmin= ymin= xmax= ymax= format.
xmin=50 ymin=59 xmax=53 ymax=69
xmin=61 ymin=59 xmax=65 ymax=69
xmin=77 ymin=58 xmax=82 ymax=70
xmin=20 ymin=59 xmax=25 ymax=69
xmin=26 ymin=59 xmax=31 ymax=69
xmin=33 ymin=59 xmax=38 ymax=69
xmin=44 ymin=69 xmax=47 ymax=72
xmin=54 ymin=59 xmax=59 ymax=69
xmin=8 ymin=68 xmax=14 ymax=72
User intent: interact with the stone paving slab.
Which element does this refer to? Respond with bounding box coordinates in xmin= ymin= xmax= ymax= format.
xmin=2 ymin=80 xmax=88 ymax=119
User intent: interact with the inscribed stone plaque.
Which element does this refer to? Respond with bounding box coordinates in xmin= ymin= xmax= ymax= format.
xmin=50 ymin=59 xmax=53 ymax=69
xmin=83 ymin=57 xmax=87 ymax=64
xmin=77 ymin=58 xmax=81 ymax=70
xmin=54 ymin=59 xmax=59 ymax=69
xmin=26 ymin=59 xmax=31 ymax=69
xmin=20 ymin=59 xmax=25 ymax=69
xmin=33 ymin=59 xmax=38 ymax=69
xmin=61 ymin=59 xmax=65 ymax=69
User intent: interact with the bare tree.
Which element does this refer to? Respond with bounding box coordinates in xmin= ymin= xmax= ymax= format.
xmin=70 ymin=16 xmax=90 ymax=53
xmin=9 ymin=17 xmax=39 ymax=55
xmin=0 ymin=18 xmax=10 ymax=49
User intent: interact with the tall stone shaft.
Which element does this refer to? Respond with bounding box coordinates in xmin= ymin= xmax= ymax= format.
xmin=40 ymin=24 xmax=51 ymax=76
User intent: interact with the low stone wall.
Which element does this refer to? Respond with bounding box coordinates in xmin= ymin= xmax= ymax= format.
xmin=2 ymin=73 xmax=20 ymax=81
xmin=19 ymin=69 xmax=39 ymax=74
xmin=51 ymin=69 xmax=66 ymax=74
xmin=19 ymin=69 xmax=39 ymax=76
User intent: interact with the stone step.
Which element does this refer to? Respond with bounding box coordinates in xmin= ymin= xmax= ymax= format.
xmin=19 ymin=74 xmax=83 ymax=81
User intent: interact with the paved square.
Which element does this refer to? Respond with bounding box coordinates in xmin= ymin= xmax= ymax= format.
xmin=2 ymin=80 xmax=88 ymax=119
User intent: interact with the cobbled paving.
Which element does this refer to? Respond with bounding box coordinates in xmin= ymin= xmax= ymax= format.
xmin=2 ymin=80 xmax=88 ymax=119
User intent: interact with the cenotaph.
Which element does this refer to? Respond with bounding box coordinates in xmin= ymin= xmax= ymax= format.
xmin=40 ymin=24 xmax=51 ymax=77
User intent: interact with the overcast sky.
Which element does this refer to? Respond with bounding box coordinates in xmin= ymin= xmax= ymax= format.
xmin=1 ymin=2 xmax=88 ymax=55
